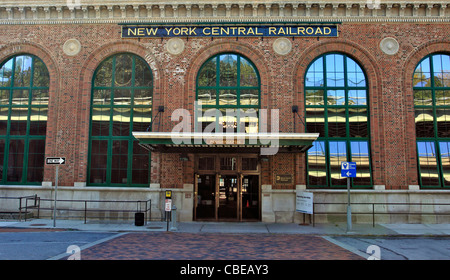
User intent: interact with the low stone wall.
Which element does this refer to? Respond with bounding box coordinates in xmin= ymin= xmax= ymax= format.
xmin=1 ymin=184 xmax=450 ymax=224
xmin=261 ymin=185 xmax=450 ymax=224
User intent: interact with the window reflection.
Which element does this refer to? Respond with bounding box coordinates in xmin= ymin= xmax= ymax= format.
xmin=240 ymin=58 xmax=258 ymax=87
xmin=305 ymin=108 xmax=325 ymax=137
xmin=0 ymin=108 xmax=7 ymax=135
xmin=327 ymin=108 xmax=346 ymax=137
xmin=307 ymin=141 xmax=327 ymax=186
xmin=219 ymin=54 xmax=238 ymax=87
xmin=351 ymin=141 xmax=371 ymax=185
xmin=346 ymin=57 xmax=366 ymax=87
xmin=305 ymin=89 xmax=324 ymax=106
xmin=329 ymin=141 xmax=347 ymax=186
xmin=414 ymin=54 xmax=450 ymax=188
xmin=90 ymin=53 xmax=153 ymax=186
xmin=413 ymin=58 xmax=431 ymax=87
xmin=305 ymin=57 xmax=324 ymax=87
xmin=325 ymin=54 xmax=345 ymax=87
xmin=0 ymin=54 xmax=49 ymax=184
xmin=348 ymin=108 xmax=368 ymax=137
xmin=417 ymin=142 xmax=440 ymax=186
xmin=198 ymin=59 xmax=216 ymax=87
xmin=132 ymin=141 xmax=149 ymax=184
xmin=196 ymin=53 xmax=260 ymax=132
xmin=13 ymin=55 xmax=33 ymax=87
xmin=348 ymin=90 xmax=367 ymax=105
xmin=415 ymin=108 xmax=435 ymax=138
xmin=197 ymin=89 xmax=216 ymax=106
xmin=29 ymin=107 xmax=48 ymax=136
xmin=439 ymin=142 xmax=450 ymax=187
xmin=327 ymin=90 xmax=345 ymax=105
xmin=7 ymin=139 xmax=25 ymax=182
xmin=27 ymin=139 xmax=45 ymax=182
xmin=305 ymin=53 xmax=370 ymax=187
xmin=436 ymin=108 xmax=450 ymax=137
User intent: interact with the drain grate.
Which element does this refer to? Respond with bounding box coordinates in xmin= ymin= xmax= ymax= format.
xmin=30 ymin=224 xmax=47 ymax=226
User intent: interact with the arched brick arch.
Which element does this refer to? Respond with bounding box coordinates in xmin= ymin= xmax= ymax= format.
xmin=293 ymin=40 xmax=385 ymax=187
xmin=402 ymin=41 xmax=450 ymax=187
xmin=183 ymin=40 xmax=271 ymax=114
xmin=74 ymin=41 xmax=162 ymax=183
xmin=0 ymin=42 xmax=60 ymax=183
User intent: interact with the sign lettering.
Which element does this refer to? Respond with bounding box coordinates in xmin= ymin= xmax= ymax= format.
xmin=122 ymin=25 xmax=338 ymax=38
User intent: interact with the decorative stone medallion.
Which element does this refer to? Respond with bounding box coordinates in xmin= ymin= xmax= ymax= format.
xmin=380 ymin=37 xmax=399 ymax=55
xmin=272 ymin=37 xmax=292 ymax=56
xmin=63 ymin=39 xmax=81 ymax=56
xmin=166 ymin=38 xmax=185 ymax=55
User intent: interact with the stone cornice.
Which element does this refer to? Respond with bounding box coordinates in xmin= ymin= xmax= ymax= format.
xmin=0 ymin=2 xmax=448 ymax=25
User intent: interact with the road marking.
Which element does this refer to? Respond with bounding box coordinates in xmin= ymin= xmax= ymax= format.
xmin=321 ymin=236 xmax=371 ymax=260
xmin=47 ymin=232 xmax=128 ymax=260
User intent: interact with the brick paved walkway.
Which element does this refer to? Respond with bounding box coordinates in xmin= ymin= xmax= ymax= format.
xmin=77 ymin=232 xmax=364 ymax=260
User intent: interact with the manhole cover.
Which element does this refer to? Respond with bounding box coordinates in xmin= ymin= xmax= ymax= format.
xmin=30 ymin=224 xmax=47 ymax=226
xmin=146 ymin=226 xmax=163 ymax=229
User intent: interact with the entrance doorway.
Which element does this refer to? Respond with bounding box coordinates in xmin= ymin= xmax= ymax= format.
xmin=194 ymin=155 xmax=260 ymax=221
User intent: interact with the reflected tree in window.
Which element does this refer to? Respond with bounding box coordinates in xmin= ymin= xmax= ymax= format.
xmin=89 ymin=53 xmax=153 ymax=186
xmin=196 ymin=53 xmax=260 ymax=133
xmin=0 ymin=54 xmax=49 ymax=184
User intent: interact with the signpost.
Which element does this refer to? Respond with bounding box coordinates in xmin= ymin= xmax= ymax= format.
xmin=46 ymin=157 xmax=66 ymax=227
xmin=165 ymin=190 xmax=172 ymax=231
xmin=341 ymin=162 xmax=356 ymax=232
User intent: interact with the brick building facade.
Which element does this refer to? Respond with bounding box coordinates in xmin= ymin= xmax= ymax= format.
xmin=0 ymin=1 xmax=449 ymax=223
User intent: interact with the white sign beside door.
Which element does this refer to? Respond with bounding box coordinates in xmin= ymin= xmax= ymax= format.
xmin=296 ymin=191 xmax=313 ymax=214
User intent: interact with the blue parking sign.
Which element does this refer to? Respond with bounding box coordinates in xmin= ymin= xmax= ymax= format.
xmin=341 ymin=162 xmax=356 ymax=178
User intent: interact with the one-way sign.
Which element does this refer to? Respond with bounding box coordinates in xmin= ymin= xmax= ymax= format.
xmin=46 ymin=157 xmax=66 ymax=165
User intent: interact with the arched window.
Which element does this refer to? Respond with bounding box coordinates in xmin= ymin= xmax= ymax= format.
xmin=305 ymin=53 xmax=371 ymax=188
xmin=0 ymin=54 xmax=49 ymax=184
xmin=88 ymin=53 xmax=152 ymax=186
xmin=196 ymin=53 xmax=260 ymax=133
xmin=413 ymin=53 xmax=450 ymax=188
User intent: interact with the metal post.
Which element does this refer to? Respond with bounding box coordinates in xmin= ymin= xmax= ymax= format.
xmin=346 ymin=177 xmax=352 ymax=232
xmin=53 ymin=165 xmax=59 ymax=227
xmin=170 ymin=206 xmax=177 ymax=231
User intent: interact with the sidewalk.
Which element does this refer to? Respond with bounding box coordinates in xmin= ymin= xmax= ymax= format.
xmin=2 ymin=219 xmax=450 ymax=236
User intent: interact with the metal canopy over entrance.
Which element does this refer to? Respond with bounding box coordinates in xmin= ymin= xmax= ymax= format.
xmin=132 ymin=131 xmax=319 ymax=221
xmin=132 ymin=132 xmax=319 ymax=153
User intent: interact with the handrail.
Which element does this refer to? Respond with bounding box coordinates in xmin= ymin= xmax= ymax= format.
xmin=36 ymin=198 xmax=152 ymax=224
xmin=0 ymin=196 xmax=152 ymax=224
xmin=312 ymin=202 xmax=450 ymax=227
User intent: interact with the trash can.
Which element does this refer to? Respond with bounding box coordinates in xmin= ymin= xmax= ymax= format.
xmin=135 ymin=212 xmax=144 ymax=226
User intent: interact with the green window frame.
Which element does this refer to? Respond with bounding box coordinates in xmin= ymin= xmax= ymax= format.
xmin=88 ymin=53 xmax=153 ymax=187
xmin=0 ymin=54 xmax=49 ymax=184
xmin=304 ymin=53 xmax=372 ymax=188
xmin=196 ymin=53 xmax=260 ymax=133
xmin=413 ymin=53 xmax=450 ymax=188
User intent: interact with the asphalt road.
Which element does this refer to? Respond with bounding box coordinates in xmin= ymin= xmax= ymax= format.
xmin=0 ymin=231 xmax=117 ymax=260
xmin=331 ymin=236 xmax=450 ymax=260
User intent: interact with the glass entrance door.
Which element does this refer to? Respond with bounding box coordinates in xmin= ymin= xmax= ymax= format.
xmin=194 ymin=155 xmax=261 ymax=221
xmin=218 ymin=175 xmax=239 ymax=220
xmin=242 ymin=175 xmax=260 ymax=220
xmin=195 ymin=174 xmax=216 ymax=220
